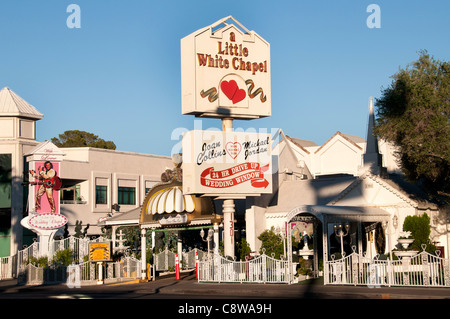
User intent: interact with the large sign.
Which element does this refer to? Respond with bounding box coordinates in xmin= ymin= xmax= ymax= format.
xmin=181 ymin=16 xmax=271 ymax=119
xmin=182 ymin=130 xmax=272 ymax=197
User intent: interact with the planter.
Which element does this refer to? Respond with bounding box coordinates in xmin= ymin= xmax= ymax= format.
xmin=398 ymin=238 xmax=414 ymax=249
xmin=393 ymin=250 xmax=418 ymax=258
xmin=299 ymin=248 xmax=314 ymax=260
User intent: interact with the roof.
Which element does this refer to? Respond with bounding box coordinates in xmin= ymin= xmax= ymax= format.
xmin=266 ymin=176 xmax=356 ymax=214
xmin=0 ymin=87 xmax=43 ymax=119
xmin=97 ymin=206 xmax=141 ymax=226
xmin=286 ymin=205 xmax=391 ymax=223
xmin=315 ymin=131 xmax=364 ymax=154
xmin=286 ymin=135 xmax=318 ymax=148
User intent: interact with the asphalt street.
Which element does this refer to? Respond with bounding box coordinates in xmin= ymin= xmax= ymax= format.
xmin=0 ymin=274 xmax=448 ymax=317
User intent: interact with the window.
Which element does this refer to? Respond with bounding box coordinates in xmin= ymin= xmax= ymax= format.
xmin=96 ymin=185 xmax=107 ymax=205
xmin=118 ymin=187 xmax=135 ymax=205
xmin=0 ymin=154 xmax=12 ymax=209
xmin=61 ymin=184 xmax=84 ymax=204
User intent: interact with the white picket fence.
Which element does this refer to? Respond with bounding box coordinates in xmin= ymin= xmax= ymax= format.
xmin=1 ymin=236 xmax=141 ymax=285
xmin=325 ymin=248 xmax=450 ymax=287
xmin=198 ymin=253 xmax=290 ymax=284
xmin=17 ymin=256 xmax=141 ymax=285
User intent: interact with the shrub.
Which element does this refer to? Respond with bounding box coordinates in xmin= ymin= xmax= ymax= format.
xmin=28 ymin=256 xmax=49 ymax=268
xmin=403 ymin=213 xmax=437 ymax=253
xmin=258 ymin=227 xmax=284 ymax=259
xmin=52 ymin=249 xmax=74 ymax=266
xmin=237 ymin=238 xmax=251 ymax=261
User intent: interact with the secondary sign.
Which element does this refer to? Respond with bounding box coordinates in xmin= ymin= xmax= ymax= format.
xmin=182 ymin=130 xmax=272 ymax=197
xmin=89 ymin=242 xmax=112 ymax=262
xmin=181 ymin=16 xmax=271 ymax=119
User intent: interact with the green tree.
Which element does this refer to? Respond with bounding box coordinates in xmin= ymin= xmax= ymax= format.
xmin=403 ymin=213 xmax=437 ymax=253
xmin=237 ymin=238 xmax=251 ymax=261
xmin=51 ymin=130 xmax=116 ymax=150
xmin=374 ymin=51 xmax=450 ymax=195
xmin=257 ymin=227 xmax=284 ymax=259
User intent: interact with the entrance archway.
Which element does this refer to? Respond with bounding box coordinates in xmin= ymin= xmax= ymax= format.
xmin=286 ymin=206 xmax=323 ymax=280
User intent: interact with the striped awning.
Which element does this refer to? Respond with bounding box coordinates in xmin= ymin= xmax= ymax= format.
xmin=145 ymin=186 xmax=195 ymax=215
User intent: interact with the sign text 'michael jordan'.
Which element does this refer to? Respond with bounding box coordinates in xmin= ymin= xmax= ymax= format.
xmin=196 ymin=32 xmax=268 ymax=76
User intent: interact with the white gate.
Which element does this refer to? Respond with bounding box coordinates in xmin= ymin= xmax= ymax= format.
xmin=325 ymin=248 xmax=450 ymax=287
xmin=154 ymin=248 xmax=176 ymax=272
xmin=199 ymin=254 xmax=289 ymax=284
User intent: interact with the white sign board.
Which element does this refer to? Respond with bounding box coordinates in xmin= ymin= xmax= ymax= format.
xmin=181 ymin=16 xmax=271 ymax=119
xmin=28 ymin=213 xmax=68 ymax=230
xmin=182 ymin=130 xmax=272 ymax=197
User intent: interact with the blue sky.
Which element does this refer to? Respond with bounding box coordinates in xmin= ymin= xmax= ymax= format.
xmin=1 ymin=1 xmax=449 ymax=156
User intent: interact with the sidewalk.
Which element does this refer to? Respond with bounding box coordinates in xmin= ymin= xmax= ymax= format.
xmin=0 ymin=275 xmax=449 ymax=300
xmin=154 ymin=274 xmax=450 ymax=299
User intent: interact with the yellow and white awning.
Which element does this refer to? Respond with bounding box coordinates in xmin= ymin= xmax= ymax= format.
xmin=145 ymin=186 xmax=195 ymax=215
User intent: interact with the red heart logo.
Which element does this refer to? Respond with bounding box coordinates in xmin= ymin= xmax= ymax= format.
xmin=221 ymin=80 xmax=246 ymax=104
xmin=232 ymin=88 xmax=246 ymax=104
xmin=221 ymin=80 xmax=238 ymax=101
xmin=226 ymin=142 xmax=241 ymax=159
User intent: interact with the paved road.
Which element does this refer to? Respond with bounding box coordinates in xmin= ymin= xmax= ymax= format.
xmin=0 ymin=274 xmax=448 ymax=316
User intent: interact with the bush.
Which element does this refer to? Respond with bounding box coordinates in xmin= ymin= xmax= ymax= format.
xmin=237 ymin=238 xmax=251 ymax=261
xmin=52 ymin=249 xmax=74 ymax=266
xmin=257 ymin=227 xmax=284 ymax=259
xmin=28 ymin=256 xmax=49 ymax=268
xmin=403 ymin=213 xmax=437 ymax=253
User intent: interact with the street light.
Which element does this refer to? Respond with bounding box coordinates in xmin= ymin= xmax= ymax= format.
xmin=334 ymin=223 xmax=350 ymax=256
xmin=200 ymin=228 xmax=214 ymax=255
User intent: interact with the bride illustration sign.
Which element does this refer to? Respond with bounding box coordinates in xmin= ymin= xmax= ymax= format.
xmin=22 ymin=141 xmax=67 ymax=231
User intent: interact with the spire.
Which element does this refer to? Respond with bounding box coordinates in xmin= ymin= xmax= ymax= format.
xmin=362 ymin=96 xmax=383 ymax=175
xmin=366 ymin=96 xmax=379 ymax=154
xmin=0 ymin=87 xmax=43 ymax=120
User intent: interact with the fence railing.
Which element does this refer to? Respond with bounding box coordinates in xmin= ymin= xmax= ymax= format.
xmin=8 ymin=236 xmax=141 ymax=285
xmin=0 ymin=255 xmax=17 ymax=280
xmin=51 ymin=236 xmax=91 ymax=262
xmin=17 ymin=256 xmax=141 ymax=286
xmin=199 ymin=253 xmax=289 ymax=284
xmin=154 ymin=248 xmax=207 ymax=272
xmin=325 ymin=248 xmax=450 ymax=287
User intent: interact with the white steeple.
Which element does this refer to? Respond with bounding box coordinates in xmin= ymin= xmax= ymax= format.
xmin=362 ymin=96 xmax=383 ymax=175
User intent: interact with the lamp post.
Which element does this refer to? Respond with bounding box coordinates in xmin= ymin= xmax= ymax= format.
xmin=200 ymin=228 xmax=214 ymax=256
xmin=334 ymin=223 xmax=350 ymax=256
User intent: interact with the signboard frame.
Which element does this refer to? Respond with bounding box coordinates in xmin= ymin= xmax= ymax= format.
xmin=181 ymin=16 xmax=271 ymax=120
xmin=89 ymin=242 xmax=113 ymax=262
xmin=182 ymin=129 xmax=273 ymax=198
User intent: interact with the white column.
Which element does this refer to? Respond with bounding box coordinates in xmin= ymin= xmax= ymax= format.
xmin=141 ymin=228 xmax=147 ymax=281
xmin=223 ymin=199 xmax=235 ymax=258
xmin=213 ymin=223 xmax=219 ymax=255
xmin=177 ymin=231 xmax=183 ymax=267
xmin=222 ymin=118 xmax=235 ymax=259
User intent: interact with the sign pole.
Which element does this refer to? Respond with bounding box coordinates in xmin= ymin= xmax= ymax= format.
xmin=97 ymin=262 xmax=104 ymax=285
xmin=175 ymin=253 xmax=180 ymax=280
xmin=195 ymin=250 xmax=199 ymax=279
xmin=222 ymin=118 xmax=235 ymax=259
